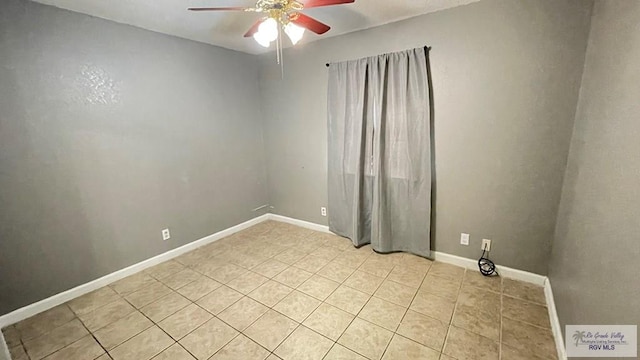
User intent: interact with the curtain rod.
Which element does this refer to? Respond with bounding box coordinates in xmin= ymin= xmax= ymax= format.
xmin=325 ymin=46 xmax=431 ymax=67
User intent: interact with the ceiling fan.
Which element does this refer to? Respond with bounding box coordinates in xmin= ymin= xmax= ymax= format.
xmin=188 ymin=0 xmax=356 ymax=48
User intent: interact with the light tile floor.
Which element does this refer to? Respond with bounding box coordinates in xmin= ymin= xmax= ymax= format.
xmin=2 ymin=221 xmax=556 ymax=360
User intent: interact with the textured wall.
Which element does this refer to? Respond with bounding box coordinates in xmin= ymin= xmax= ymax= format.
xmin=259 ymin=0 xmax=593 ymax=274
xmin=0 ymin=0 xmax=268 ymax=314
xmin=549 ymin=0 xmax=640 ymax=346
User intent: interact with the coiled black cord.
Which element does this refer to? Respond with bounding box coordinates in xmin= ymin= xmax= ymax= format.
xmin=478 ymin=245 xmax=498 ymax=276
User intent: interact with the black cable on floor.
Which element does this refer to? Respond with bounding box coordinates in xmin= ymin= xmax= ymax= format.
xmin=478 ymin=245 xmax=498 ymax=276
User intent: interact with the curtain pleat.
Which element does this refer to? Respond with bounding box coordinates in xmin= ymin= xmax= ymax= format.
xmin=327 ymin=47 xmax=432 ymax=257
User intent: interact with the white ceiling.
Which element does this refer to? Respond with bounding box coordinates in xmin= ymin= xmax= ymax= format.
xmin=32 ymin=0 xmax=480 ymax=54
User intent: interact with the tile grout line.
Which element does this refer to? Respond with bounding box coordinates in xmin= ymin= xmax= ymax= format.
xmin=200 ymin=233 xmax=347 ymax=358
xmin=204 ymin=332 xmax=244 ymax=360
xmin=277 ymin=246 xmax=364 ymax=356
xmin=263 ymin=244 xmax=374 ymax=360
xmin=261 ymin=237 xmax=359 ymax=359
xmin=68 ymin=292 xmax=126 ymax=357
xmin=80 ymin=319 xmax=110 ymax=360
xmin=14 ymin=304 xmax=80 ymax=360
xmin=111 ymin=291 xmax=168 ymax=356
xmin=391 ymin=265 xmax=448 ymax=350
xmin=317 ymin=248 xmax=380 ymax=360
xmin=18 ymin=307 xmax=103 ymax=360
xmin=384 ymin=256 xmax=434 ymax=358
xmin=270 ymin=323 xmax=302 ymax=359
xmin=317 ymin=253 xmax=453 ymax=359
xmin=449 ymin=270 xmax=506 ymax=358
xmin=133 ymin=279 xmax=202 ymax=360
xmin=341 ymin=252 xmax=409 ymax=360
xmin=432 ymin=265 xmax=465 ymax=358
xmin=152 ymin=255 xmax=276 ymax=359
xmin=501 ymin=293 xmax=548 ymax=307
xmin=501 ymin=315 xmax=553 ymax=331
xmin=442 ymin=325 xmax=454 ymax=359
xmin=18 ymin=332 xmax=29 ymax=360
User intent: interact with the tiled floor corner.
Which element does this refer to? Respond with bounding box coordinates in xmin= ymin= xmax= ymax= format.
xmin=2 ymin=220 xmax=556 ymax=360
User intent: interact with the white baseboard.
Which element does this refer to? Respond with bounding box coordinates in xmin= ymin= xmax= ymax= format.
xmin=0 ymin=332 xmax=9 ymax=360
xmin=0 ymin=214 xmax=270 ymax=328
xmin=267 ymin=214 xmax=331 ymax=233
xmin=432 ymin=251 xmax=547 ymax=286
xmin=545 ymin=278 xmax=566 ymax=360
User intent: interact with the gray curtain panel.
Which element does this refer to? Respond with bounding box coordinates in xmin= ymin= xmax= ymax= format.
xmin=327 ymin=47 xmax=432 ymax=257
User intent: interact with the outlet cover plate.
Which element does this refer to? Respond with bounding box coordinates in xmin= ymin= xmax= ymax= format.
xmin=460 ymin=233 xmax=469 ymax=246
xmin=481 ymin=239 xmax=491 ymax=251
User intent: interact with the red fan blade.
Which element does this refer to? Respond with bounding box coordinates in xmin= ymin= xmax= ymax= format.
xmin=244 ymin=18 xmax=266 ymax=37
xmin=303 ymin=0 xmax=355 ymax=9
xmin=188 ymin=7 xmax=250 ymax=11
xmin=290 ymin=13 xmax=330 ymax=35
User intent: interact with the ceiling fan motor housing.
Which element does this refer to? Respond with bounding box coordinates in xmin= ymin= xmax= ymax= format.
xmin=257 ymin=0 xmax=304 ymax=12
xmin=188 ymin=0 xmax=353 ymax=38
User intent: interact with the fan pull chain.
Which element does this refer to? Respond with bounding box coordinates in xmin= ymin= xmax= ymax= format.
xmin=275 ymin=24 xmax=284 ymax=78
xmin=275 ymin=25 xmax=281 ymax=65
xmin=279 ymin=27 xmax=284 ymax=78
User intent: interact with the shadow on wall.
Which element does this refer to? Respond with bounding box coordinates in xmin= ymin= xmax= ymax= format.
xmin=427 ymin=48 xmax=437 ymax=253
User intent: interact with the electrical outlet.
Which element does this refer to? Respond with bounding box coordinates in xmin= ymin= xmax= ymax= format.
xmin=321 ymin=207 xmax=327 ymax=217
xmin=460 ymin=233 xmax=469 ymax=246
xmin=162 ymin=228 xmax=171 ymax=241
xmin=481 ymin=239 xmax=491 ymax=251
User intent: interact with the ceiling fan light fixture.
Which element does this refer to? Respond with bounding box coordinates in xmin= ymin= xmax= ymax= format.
xmin=284 ymin=22 xmax=305 ymax=45
xmin=253 ymin=31 xmax=272 ymax=47
xmin=258 ymin=17 xmax=279 ymax=42
xmin=188 ymin=0 xmax=357 ymax=62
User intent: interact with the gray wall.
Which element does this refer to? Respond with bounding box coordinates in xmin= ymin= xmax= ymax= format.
xmin=0 ymin=0 xmax=268 ymax=314
xmin=549 ymin=0 xmax=640 ymax=347
xmin=259 ymin=0 xmax=593 ymax=274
